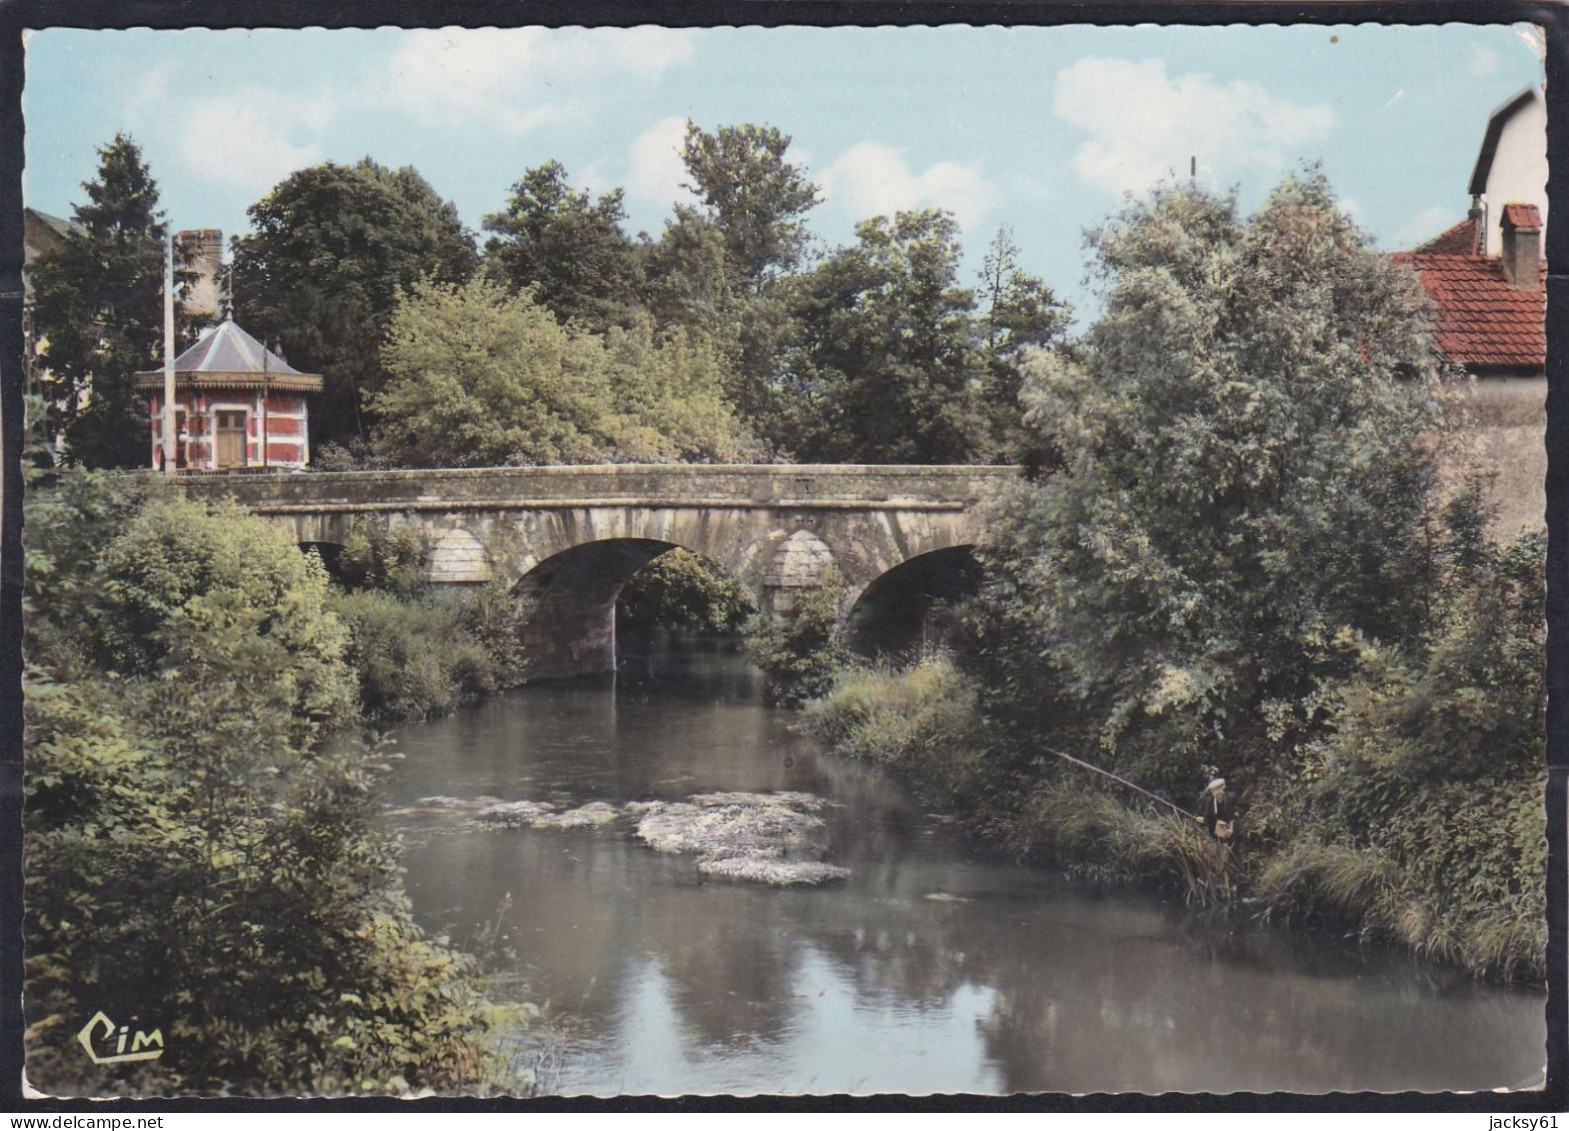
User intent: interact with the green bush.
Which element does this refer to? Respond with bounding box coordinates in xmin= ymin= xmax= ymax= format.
xmin=330 ymin=589 xmax=496 ymax=721
xmin=22 ymin=472 xmax=513 ymax=1094
xmin=743 ymin=580 xmax=849 ymax=707
xmin=617 ymin=548 xmax=755 ymax=634
xmin=449 ymin=582 xmax=532 ymax=690
xmin=967 ymin=172 xmax=1456 ymax=800
xmin=26 ymin=474 xmax=357 ymax=739
xmin=337 ymin=517 xmax=430 ymax=596
xmin=804 ymin=655 xmax=986 ymax=790
xmin=24 ymin=670 xmax=507 ymax=1095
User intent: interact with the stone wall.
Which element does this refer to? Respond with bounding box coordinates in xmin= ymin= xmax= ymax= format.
xmin=1458 ymin=377 xmax=1548 ymax=536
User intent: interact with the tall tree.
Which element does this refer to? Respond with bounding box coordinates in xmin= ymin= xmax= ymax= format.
xmin=978 ymin=225 xmax=1068 ymax=358
xmin=965 ymin=171 xmax=1458 ymax=796
xmin=976 ymin=226 xmax=1071 ymax=460
xmin=229 ymin=159 xmax=478 ymax=446
xmin=680 ymin=122 xmax=821 ymax=292
xmin=29 ymin=135 xmax=170 ymax=468
xmin=787 ymin=209 xmax=996 ymax=463
xmin=481 ymin=160 xmax=644 ymax=333
xmin=658 ymin=123 xmax=822 ymax=452
xmin=369 ymin=279 xmax=747 ymax=468
xmin=642 ymin=204 xmax=734 ymax=333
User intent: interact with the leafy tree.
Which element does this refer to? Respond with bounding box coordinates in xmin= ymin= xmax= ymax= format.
xmin=617 ymin=549 xmax=756 ymax=634
xmin=644 ymin=123 xmax=821 ymax=453
xmin=229 ymin=159 xmax=478 ymax=446
xmin=370 ymin=279 xmax=748 ymax=468
xmin=744 ymin=579 xmax=850 ymax=707
xmin=976 ymin=226 xmax=1071 ymax=460
xmin=600 ymin=320 xmax=756 ymax=462
xmin=370 ymin=279 xmax=605 ymax=467
xmin=680 ymin=121 xmax=821 ymax=291
xmin=481 ymin=160 xmax=645 ymax=333
xmin=22 ymin=473 xmax=508 ymax=1094
xmin=643 ymin=209 xmax=806 ymax=454
xmin=29 ymin=135 xmax=173 ymax=468
xmin=788 ymin=209 xmax=998 ymax=463
xmin=977 ymin=227 xmax=1044 ymax=354
xmin=966 ymin=172 xmax=1457 ymax=796
xmin=642 ymin=205 xmax=734 ymax=333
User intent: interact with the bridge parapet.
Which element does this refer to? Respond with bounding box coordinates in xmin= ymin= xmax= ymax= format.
xmin=178 ymin=464 xmax=1015 ymax=514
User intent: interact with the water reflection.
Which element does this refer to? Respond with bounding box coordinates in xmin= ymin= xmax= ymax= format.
xmin=385 ymin=633 xmax=1545 ymax=1096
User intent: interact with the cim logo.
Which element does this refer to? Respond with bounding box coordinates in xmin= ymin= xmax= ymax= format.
xmin=76 ymin=1011 xmax=165 ymax=1065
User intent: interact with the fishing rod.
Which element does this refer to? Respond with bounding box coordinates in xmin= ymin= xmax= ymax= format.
xmin=1038 ymin=743 xmax=1204 ymax=823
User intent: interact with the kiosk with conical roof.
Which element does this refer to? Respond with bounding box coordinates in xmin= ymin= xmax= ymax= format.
xmin=134 ymin=318 xmax=323 ymax=471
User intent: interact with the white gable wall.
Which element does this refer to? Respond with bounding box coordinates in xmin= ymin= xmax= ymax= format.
xmin=1481 ymin=88 xmax=1548 ymax=256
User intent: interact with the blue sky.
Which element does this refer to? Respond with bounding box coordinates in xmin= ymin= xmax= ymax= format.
xmin=22 ymin=23 xmax=1545 ymax=320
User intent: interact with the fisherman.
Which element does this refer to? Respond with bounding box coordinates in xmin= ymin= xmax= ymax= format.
xmin=1201 ymin=775 xmax=1236 ymax=846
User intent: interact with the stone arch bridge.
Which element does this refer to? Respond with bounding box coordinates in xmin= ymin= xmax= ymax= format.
xmin=184 ymin=465 xmax=1016 ymax=681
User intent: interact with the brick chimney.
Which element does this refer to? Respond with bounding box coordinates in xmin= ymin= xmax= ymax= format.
xmin=1499 ymin=203 xmax=1541 ymax=291
xmin=176 ymin=228 xmax=224 ymax=320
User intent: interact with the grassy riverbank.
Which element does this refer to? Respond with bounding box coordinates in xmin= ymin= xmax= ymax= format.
xmin=802 ymin=654 xmax=1545 ymax=982
xmin=794 ymin=176 xmax=1548 ymax=986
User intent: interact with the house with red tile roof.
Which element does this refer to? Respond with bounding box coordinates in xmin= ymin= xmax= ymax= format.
xmin=1394 ymin=88 xmax=1546 ymax=533
xmin=1394 ymin=204 xmax=1543 ymax=379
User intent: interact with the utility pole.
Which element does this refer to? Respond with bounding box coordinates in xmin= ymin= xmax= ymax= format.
xmin=162 ymin=229 xmax=176 ymax=475
xmin=262 ymin=339 xmax=270 ymax=471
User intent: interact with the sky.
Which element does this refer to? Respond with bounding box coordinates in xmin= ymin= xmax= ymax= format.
xmin=20 ymin=23 xmax=1546 ymax=322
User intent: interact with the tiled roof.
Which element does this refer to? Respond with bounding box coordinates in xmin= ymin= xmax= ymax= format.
xmin=1416 ymin=216 xmax=1480 ymax=256
xmin=168 ymin=319 xmax=307 ymax=376
xmin=1503 ymin=202 xmax=1542 ymax=228
xmin=134 ymin=319 xmax=323 ymax=392
xmin=1393 ymin=243 xmax=1545 ymax=369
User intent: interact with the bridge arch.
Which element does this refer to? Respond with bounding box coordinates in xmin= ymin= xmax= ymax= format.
xmin=842 ymin=545 xmax=983 ymax=659
xmin=511 ymin=538 xmax=710 ymax=680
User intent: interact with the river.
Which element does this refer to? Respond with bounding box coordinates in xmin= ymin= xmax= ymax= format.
xmin=382 ymin=631 xmax=1546 ymax=1097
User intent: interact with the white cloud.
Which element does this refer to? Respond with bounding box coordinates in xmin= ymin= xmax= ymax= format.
xmin=177 ymin=89 xmax=327 ymax=191
xmin=822 ymin=142 xmax=996 ymax=232
xmin=626 ymin=116 xmax=697 ymax=206
xmin=577 ymin=25 xmax=696 ymax=78
xmin=376 ymin=26 xmax=694 ymax=134
xmin=577 ymin=162 xmax=611 ymax=198
xmin=125 ymin=61 xmax=175 ymax=122
xmin=1468 ymin=44 xmax=1501 ymax=78
xmin=1391 ymin=204 xmax=1456 ymax=250
xmin=1052 ymin=57 xmax=1334 ymax=196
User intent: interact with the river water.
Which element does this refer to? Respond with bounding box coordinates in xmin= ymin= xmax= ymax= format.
xmin=383 ymin=632 xmax=1546 ymax=1097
